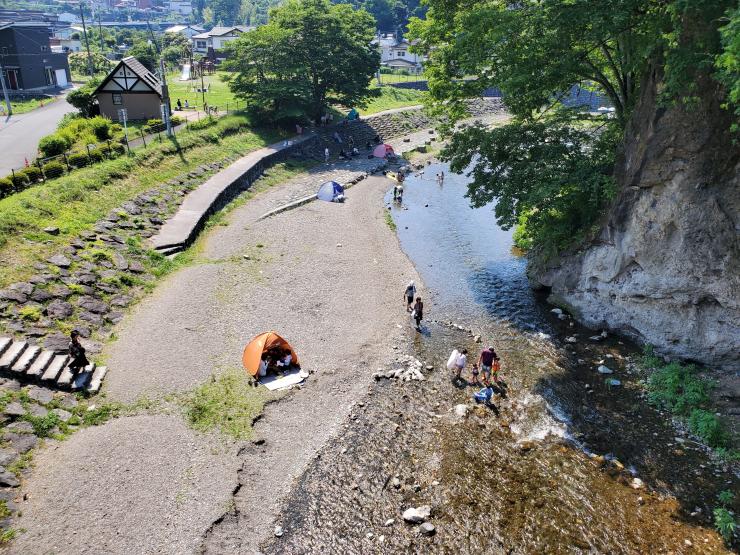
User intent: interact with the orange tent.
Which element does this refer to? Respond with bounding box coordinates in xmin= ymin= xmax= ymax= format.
xmin=242 ymin=331 xmax=299 ymax=376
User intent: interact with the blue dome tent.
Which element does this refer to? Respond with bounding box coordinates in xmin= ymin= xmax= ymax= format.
xmin=317 ymin=181 xmax=345 ymax=202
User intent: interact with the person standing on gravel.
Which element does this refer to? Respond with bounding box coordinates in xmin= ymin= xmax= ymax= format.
xmin=453 ymin=349 xmax=468 ymax=381
xmin=68 ymin=330 xmax=88 ymax=376
xmin=477 ymin=345 xmax=499 ymax=385
xmin=404 ymin=281 xmax=416 ymax=311
xmin=412 ymin=297 xmax=424 ymax=330
xmin=324 ymin=147 xmax=330 ymax=163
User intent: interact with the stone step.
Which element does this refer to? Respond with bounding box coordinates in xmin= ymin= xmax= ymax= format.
xmin=11 ymin=345 xmax=40 ymax=374
xmin=41 ymin=354 xmax=69 ymax=382
xmin=58 ymin=362 xmax=95 ymax=389
xmin=86 ymin=366 xmax=107 ymax=394
xmin=70 ymin=365 xmax=95 ymax=391
xmin=0 ymin=337 xmax=11 ymax=357
xmin=0 ymin=341 xmax=27 ymax=371
xmin=26 ymin=350 xmax=55 ymax=379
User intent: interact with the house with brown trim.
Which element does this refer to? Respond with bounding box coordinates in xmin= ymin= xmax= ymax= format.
xmin=94 ymin=56 xmax=162 ymax=121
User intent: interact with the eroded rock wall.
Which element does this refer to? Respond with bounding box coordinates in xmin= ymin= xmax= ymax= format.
xmin=532 ymin=67 xmax=740 ymax=370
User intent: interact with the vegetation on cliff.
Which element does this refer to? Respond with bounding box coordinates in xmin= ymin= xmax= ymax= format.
xmin=409 ymin=0 xmax=739 ymax=256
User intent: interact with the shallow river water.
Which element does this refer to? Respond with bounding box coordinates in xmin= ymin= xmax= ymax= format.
xmin=265 ymin=163 xmax=738 ymax=554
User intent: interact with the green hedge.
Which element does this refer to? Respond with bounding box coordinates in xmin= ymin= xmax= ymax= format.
xmin=68 ymin=152 xmax=90 ymax=168
xmin=43 ymin=161 xmax=66 ymax=179
xmin=20 ymin=166 xmax=42 ymax=184
xmin=0 ymin=177 xmax=12 ymax=199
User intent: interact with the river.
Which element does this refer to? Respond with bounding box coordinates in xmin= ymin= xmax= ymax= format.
xmin=265 ymin=161 xmax=737 ymax=554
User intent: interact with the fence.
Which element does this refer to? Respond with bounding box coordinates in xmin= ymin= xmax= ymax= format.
xmin=0 ymin=109 xmax=236 ymax=199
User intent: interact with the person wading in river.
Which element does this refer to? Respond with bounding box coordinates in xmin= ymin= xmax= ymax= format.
xmin=478 ymin=345 xmax=500 ymax=386
xmin=412 ymin=297 xmax=424 ymax=330
xmin=68 ymin=330 xmax=89 ymax=376
xmin=404 ymin=281 xmax=416 ymax=311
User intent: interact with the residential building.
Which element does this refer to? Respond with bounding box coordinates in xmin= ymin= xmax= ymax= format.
xmin=375 ymin=34 xmax=425 ymax=72
xmin=0 ymin=21 xmax=71 ymax=91
xmin=94 ymin=56 xmax=163 ymax=120
xmin=166 ymin=1 xmax=192 ymax=16
xmin=165 ymin=24 xmax=203 ymax=39
xmin=51 ymin=25 xmax=83 ymax=53
xmin=191 ymin=26 xmax=253 ymax=54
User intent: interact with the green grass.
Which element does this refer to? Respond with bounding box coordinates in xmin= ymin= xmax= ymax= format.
xmin=0 ymin=114 xmax=284 ymax=289
xmin=641 ymin=346 xmax=733 ymax=449
xmin=376 ymin=73 xmax=426 ymax=84
xmin=167 ymin=71 xmax=239 ymax=112
xmin=5 ymin=96 xmax=58 ymax=115
xmin=360 ymin=86 xmax=427 ymax=115
xmin=384 ymin=209 xmax=397 ymax=231
xmin=182 ymin=367 xmax=270 ymax=440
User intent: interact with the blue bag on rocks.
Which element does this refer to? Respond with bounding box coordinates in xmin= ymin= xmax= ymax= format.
xmin=473 ymin=387 xmax=494 ymax=403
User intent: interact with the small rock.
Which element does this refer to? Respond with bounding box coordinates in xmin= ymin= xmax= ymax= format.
xmin=366 ymin=532 xmax=373 ymax=539
xmin=473 ymin=335 xmax=481 ymax=343
xmin=384 ymin=518 xmax=395 ymax=527
xmin=0 ymin=289 xmax=27 ymax=303
xmin=637 ymin=496 xmax=645 ymax=505
xmin=402 ymin=506 xmax=431 ymax=523
xmin=128 ymin=261 xmax=145 ymax=273
xmin=419 ymin=522 xmax=436 ymax=536
xmin=27 ymin=404 xmax=48 ymax=418
xmin=454 ymin=404 xmax=468 ymax=418
xmin=274 ymin=525 xmax=283 ymax=537
xmin=336 ymin=243 xmax=342 ymax=248
xmin=5 ymin=421 xmax=34 ymax=434
xmin=26 ymin=386 xmax=54 ymax=405
xmin=46 ymin=299 xmax=73 ymax=319
xmin=112 ymin=253 xmax=128 ymax=271
xmin=47 ymin=254 xmax=71 ymax=268
xmin=5 ymin=433 xmax=37 ymax=454
xmin=3 ymin=403 xmax=25 ymax=417
xmin=0 ymin=449 xmax=16 ymax=467
xmin=551 ymin=308 xmax=563 ymax=315
xmin=43 ymin=226 xmax=60 ymax=235
xmin=51 ymin=408 xmax=73 ymax=422
xmin=597 ymin=365 xmax=613 ymax=374
xmin=0 ymin=469 xmax=19 ymax=488
xmin=684 ymin=539 xmax=692 ymax=547
xmin=391 ymin=477 xmax=401 ymax=489
xmin=606 ymin=379 xmax=621 ymax=387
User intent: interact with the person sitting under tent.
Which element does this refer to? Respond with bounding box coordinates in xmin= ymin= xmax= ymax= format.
xmin=317 ymin=181 xmax=345 ymax=203
xmin=346 ymin=108 xmax=359 ymax=121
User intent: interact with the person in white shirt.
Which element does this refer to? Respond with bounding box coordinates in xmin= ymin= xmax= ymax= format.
xmin=324 ymin=147 xmax=330 ymax=163
xmin=454 ymin=349 xmax=468 ymax=381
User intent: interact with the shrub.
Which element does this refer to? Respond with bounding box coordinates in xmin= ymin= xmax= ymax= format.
xmin=0 ymin=177 xmax=12 ymax=198
xmin=688 ymin=409 xmax=729 ymax=448
xmin=170 ymin=115 xmax=184 ymax=126
xmin=146 ymin=118 xmax=163 ymax=127
xmin=42 ymin=160 xmax=65 ymax=179
xmin=646 ymin=360 xmax=710 ymax=416
xmin=18 ymin=305 xmax=41 ymax=322
xmin=89 ymin=147 xmax=105 ymax=162
xmin=111 ymin=142 xmax=126 ymax=155
xmin=68 ymin=152 xmax=90 ymax=168
xmin=38 ymin=134 xmax=71 ymax=157
xmin=9 ymin=172 xmax=28 ymax=190
xmin=714 ymin=507 xmax=737 ymax=543
xmin=57 ymin=112 xmax=82 ymax=130
xmin=20 ymin=166 xmax=42 ymax=183
xmin=89 ymin=117 xmax=112 ymax=141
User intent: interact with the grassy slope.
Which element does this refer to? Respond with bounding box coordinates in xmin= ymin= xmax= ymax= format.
xmin=6 ymin=96 xmax=59 ymax=115
xmin=0 ymin=116 xmax=283 ymax=288
xmin=360 ymin=86 xmax=426 ymax=115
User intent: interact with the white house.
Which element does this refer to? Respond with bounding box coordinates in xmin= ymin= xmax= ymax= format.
xmin=166 ymin=0 xmax=192 ymax=16
xmin=165 ymin=24 xmax=203 ymax=39
xmin=51 ymin=25 xmax=83 ymax=53
xmin=191 ymin=26 xmax=253 ymax=54
xmin=375 ymin=34 xmax=425 ymax=71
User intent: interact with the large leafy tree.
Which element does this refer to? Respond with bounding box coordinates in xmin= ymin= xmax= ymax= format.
xmin=408 ymin=0 xmax=738 ymax=254
xmin=225 ymin=0 xmax=379 ymax=123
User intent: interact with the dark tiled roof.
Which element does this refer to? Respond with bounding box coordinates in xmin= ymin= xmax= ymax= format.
xmin=121 ymin=56 xmax=162 ymax=95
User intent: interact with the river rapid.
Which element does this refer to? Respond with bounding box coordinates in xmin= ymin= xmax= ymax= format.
xmin=264 ymin=162 xmax=738 ymax=554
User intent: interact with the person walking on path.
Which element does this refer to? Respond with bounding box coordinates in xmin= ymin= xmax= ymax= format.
xmin=404 ymin=281 xmax=416 ymax=311
xmin=324 ymin=147 xmax=330 ymax=163
xmin=68 ymin=330 xmax=89 ymax=377
xmin=412 ymin=297 xmax=424 ymax=330
xmin=477 ymin=345 xmax=500 ymax=385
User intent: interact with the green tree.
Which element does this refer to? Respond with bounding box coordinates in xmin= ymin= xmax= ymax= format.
xmin=68 ymin=51 xmax=112 ymax=76
xmin=210 ymin=0 xmax=241 ymax=24
xmin=128 ymin=41 xmax=158 ymax=72
xmin=408 ymin=0 xmax=738 ymax=254
xmin=225 ymin=0 xmax=379 ymax=123
xmin=66 ymin=79 xmax=101 ymax=118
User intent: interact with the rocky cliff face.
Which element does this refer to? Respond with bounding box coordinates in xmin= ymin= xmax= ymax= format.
xmin=532 ymin=67 xmax=740 ymax=371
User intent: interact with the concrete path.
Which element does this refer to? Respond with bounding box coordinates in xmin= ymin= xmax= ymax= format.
xmin=0 ymin=94 xmax=76 ymax=176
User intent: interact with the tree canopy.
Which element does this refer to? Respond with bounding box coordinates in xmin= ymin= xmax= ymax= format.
xmin=408 ymin=0 xmax=739 ymax=255
xmin=224 ymin=0 xmax=379 ymax=123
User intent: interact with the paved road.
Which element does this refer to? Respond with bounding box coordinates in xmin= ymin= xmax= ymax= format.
xmin=0 ymin=94 xmax=76 ymax=176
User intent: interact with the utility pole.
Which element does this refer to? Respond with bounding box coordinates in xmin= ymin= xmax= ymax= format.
xmin=146 ymin=17 xmax=172 ymax=136
xmin=0 ymin=57 xmax=12 ymax=116
xmin=97 ymin=13 xmax=104 ymax=55
xmin=79 ymin=2 xmax=94 ymax=77
xmin=160 ymin=57 xmax=172 ymax=136
xmin=200 ymin=61 xmax=205 ymax=109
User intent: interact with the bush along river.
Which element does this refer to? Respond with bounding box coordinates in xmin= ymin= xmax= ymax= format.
xmin=264 ymin=161 xmax=738 ymax=554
